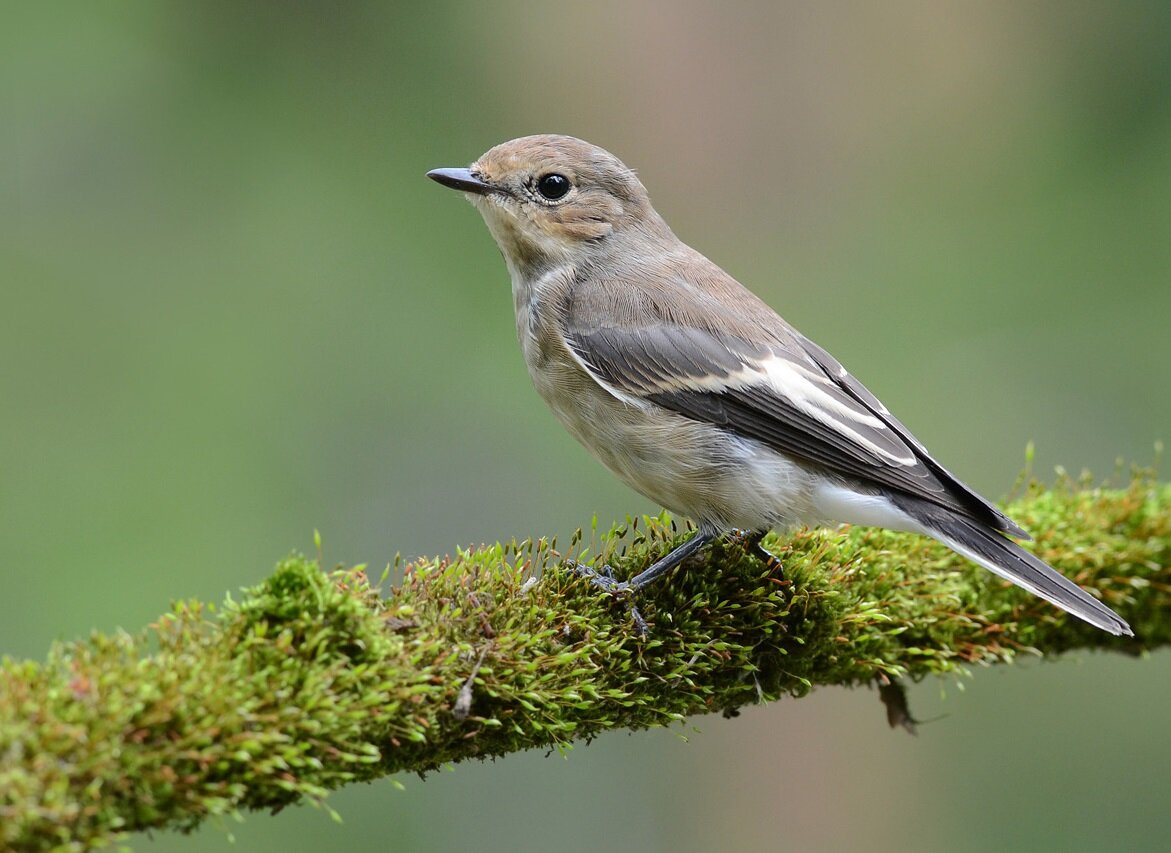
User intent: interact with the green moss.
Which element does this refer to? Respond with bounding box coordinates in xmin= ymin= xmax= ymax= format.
xmin=1 ymin=473 xmax=1167 ymax=850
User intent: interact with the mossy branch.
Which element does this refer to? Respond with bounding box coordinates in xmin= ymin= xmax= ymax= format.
xmin=2 ymin=475 xmax=1168 ymax=851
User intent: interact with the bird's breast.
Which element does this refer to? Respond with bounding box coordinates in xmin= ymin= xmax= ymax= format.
xmin=509 ymin=273 xmax=815 ymax=530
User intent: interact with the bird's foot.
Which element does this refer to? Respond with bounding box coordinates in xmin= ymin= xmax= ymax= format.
xmin=571 ymin=560 xmax=624 ymax=591
xmin=731 ymin=529 xmax=786 ymax=581
xmin=570 ymin=561 xmax=649 ymax=636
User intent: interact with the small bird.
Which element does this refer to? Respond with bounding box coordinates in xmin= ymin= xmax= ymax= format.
xmin=427 ymin=134 xmax=1132 ymax=637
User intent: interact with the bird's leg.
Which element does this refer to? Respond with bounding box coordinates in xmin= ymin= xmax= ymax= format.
xmin=625 ymin=528 xmax=715 ymax=589
xmin=574 ymin=528 xmax=715 ymax=592
xmin=733 ymin=529 xmax=785 ymax=581
xmin=574 ymin=529 xmax=716 ymax=636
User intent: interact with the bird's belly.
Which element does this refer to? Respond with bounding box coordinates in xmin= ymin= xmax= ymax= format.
xmin=526 ymin=353 xmax=815 ymax=531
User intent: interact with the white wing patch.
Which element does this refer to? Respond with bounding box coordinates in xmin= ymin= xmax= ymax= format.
xmin=752 ymin=356 xmax=915 ymax=466
xmin=660 ymin=353 xmax=917 ymax=468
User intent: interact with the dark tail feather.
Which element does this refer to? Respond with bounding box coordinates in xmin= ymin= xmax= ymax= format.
xmin=896 ymin=498 xmax=1133 ymax=637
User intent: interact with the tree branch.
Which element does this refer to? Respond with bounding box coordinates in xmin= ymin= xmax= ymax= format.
xmin=2 ymin=475 xmax=1167 ymax=850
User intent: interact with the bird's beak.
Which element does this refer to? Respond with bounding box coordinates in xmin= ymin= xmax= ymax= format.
xmin=426 ymin=167 xmax=497 ymax=196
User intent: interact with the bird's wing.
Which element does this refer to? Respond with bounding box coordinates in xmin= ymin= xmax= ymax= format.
xmin=561 ymin=267 xmax=1026 ymax=537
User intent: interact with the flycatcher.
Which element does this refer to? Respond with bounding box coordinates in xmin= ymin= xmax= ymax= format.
xmin=427 ymin=134 xmax=1132 ymax=637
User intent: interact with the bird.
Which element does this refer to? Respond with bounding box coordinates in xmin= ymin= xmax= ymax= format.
xmin=426 ymin=134 xmax=1132 ymax=637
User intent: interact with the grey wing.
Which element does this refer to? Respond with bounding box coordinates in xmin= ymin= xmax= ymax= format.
xmin=562 ymin=276 xmax=1027 ymax=537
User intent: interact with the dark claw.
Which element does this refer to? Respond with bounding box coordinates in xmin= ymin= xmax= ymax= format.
xmin=570 ymin=530 xmax=716 ymax=636
xmin=627 ymin=602 xmax=649 ymax=637
xmin=572 ymin=561 xmax=627 ymax=592
xmin=571 ymin=561 xmax=645 ymax=632
xmin=736 ymin=530 xmax=785 ymax=581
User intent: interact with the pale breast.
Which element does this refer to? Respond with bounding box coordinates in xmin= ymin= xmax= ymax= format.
xmin=511 ymin=272 xmax=816 ymax=530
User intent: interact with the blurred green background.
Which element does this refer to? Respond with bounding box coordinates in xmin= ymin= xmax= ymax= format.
xmin=3 ymin=2 xmax=1169 ymax=851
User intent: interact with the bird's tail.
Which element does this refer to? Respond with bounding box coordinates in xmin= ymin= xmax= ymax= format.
xmin=897 ymin=498 xmax=1133 ymax=637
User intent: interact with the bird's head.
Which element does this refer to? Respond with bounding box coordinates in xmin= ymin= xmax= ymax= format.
xmin=428 ymin=134 xmax=667 ymax=276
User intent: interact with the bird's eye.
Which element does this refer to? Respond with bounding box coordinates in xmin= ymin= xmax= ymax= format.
xmin=535 ymin=173 xmax=571 ymax=201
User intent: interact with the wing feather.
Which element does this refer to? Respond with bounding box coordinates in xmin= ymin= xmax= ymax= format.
xmin=562 ymin=265 xmax=1026 ymax=536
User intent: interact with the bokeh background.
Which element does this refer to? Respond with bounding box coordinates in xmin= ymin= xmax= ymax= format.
xmin=3 ymin=2 xmax=1169 ymax=851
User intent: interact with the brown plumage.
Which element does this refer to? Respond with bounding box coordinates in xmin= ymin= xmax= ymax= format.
xmin=427 ymin=134 xmax=1132 ymax=637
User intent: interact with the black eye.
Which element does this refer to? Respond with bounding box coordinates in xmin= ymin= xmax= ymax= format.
xmin=536 ymin=173 xmax=571 ymax=200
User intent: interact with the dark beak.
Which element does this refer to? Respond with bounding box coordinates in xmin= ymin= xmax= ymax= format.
xmin=426 ymin=167 xmax=497 ymax=196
